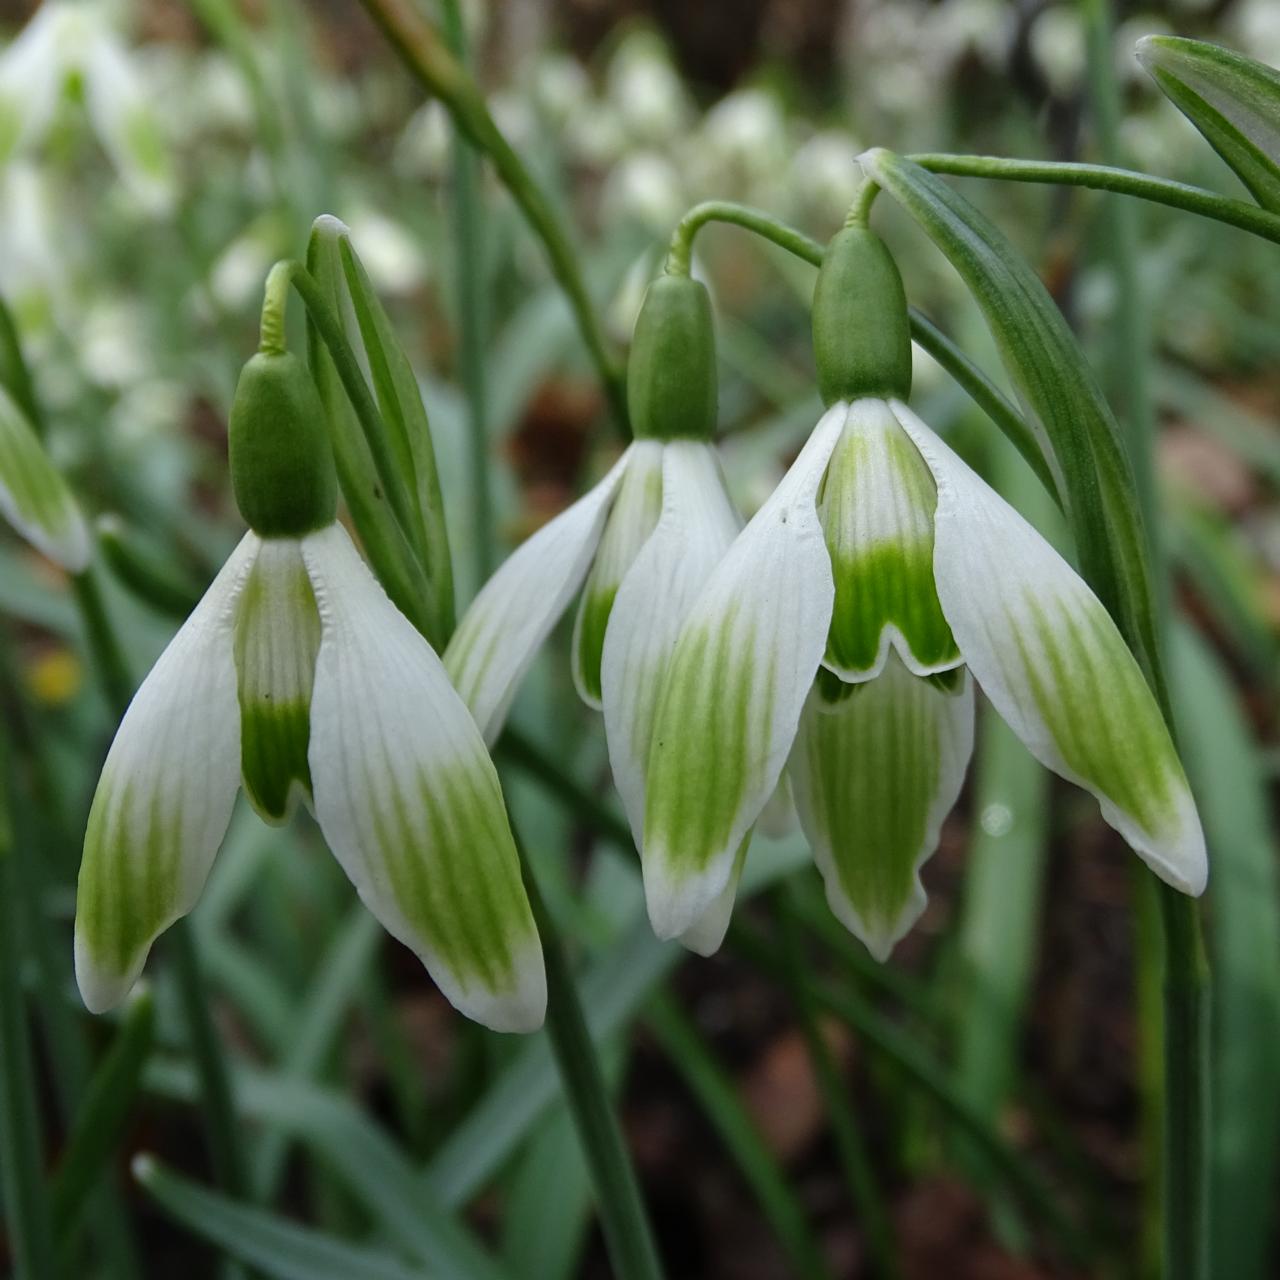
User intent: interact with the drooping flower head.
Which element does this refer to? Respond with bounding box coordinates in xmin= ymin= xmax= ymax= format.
xmin=75 ymin=339 xmax=545 ymax=1032
xmin=640 ymin=223 xmax=1207 ymax=958
xmin=444 ymin=270 xmax=747 ymax=950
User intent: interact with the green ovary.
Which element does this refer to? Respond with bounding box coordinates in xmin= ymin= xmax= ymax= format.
xmin=234 ymin=541 xmax=322 ymax=821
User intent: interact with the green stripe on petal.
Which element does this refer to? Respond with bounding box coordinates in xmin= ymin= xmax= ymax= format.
xmin=790 ymin=655 xmax=974 ymax=960
xmin=0 ymin=384 xmax=90 ymax=570
xmin=600 ymin=441 xmax=741 ymax=847
xmin=820 ymin=397 xmax=958 ymax=681
xmin=572 ymin=440 xmax=663 ymax=707
xmin=445 ymin=448 xmax=632 ymax=744
xmin=642 ymin=405 xmax=846 ymax=938
xmin=895 ymin=401 xmax=1207 ymax=895
xmin=75 ymin=535 xmax=256 ymax=1013
xmin=233 ymin=537 xmax=322 ymax=823
xmin=304 ymin=524 xmax=545 ymax=1033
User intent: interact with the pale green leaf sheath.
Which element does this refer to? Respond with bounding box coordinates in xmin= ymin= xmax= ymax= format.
xmin=445 ymin=447 xmax=633 ymax=744
xmin=819 ymin=396 xmax=960 ymax=684
xmin=1137 ymin=36 xmax=1280 ymax=214
xmin=75 ymin=534 xmax=259 ymax=1013
xmin=643 ymin=404 xmax=847 ymax=938
xmin=893 ymin=401 xmax=1208 ymax=894
xmin=573 ymin=439 xmax=664 ymax=706
xmin=0 ymin=384 xmax=90 ymax=571
xmin=600 ymin=440 xmax=742 ymax=953
xmin=305 ymin=523 xmax=545 ymax=1033
xmin=233 ymin=538 xmax=322 ymax=823
xmin=791 ymin=655 xmax=974 ymax=959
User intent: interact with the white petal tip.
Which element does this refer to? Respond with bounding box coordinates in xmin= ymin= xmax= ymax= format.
xmin=643 ymin=858 xmax=729 ymax=944
xmin=312 ymin=213 xmax=352 ymax=239
xmin=451 ymin=949 xmax=548 ymax=1034
xmin=74 ymin=937 xmax=145 ymax=1016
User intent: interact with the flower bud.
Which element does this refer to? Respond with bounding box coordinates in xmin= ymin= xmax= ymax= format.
xmin=627 ymin=273 xmax=717 ymax=442
xmin=229 ymin=351 xmax=337 ymax=538
xmin=811 ymin=225 xmax=912 ymax=406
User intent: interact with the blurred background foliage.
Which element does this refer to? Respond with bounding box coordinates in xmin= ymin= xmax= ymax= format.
xmin=0 ymin=0 xmax=1276 ymax=1277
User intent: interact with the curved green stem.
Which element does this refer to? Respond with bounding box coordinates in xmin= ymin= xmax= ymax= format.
xmin=356 ymin=0 xmax=627 ymax=430
xmin=909 ymin=152 xmax=1280 ymax=248
xmin=666 ymin=201 xmax=1056 ymax=497
xmin=667 ymin=200 xmax=825 ymax=274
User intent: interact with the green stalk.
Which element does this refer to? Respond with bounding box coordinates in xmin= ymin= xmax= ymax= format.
xmin=1081 ymin=8 xmax=1205 ymax=1274
xmin=908 ymin=153 xmax=1280 ymax=248
xmin=439 ymin=0 xmax=495 ymax=584
xmin=72 ymin=567 xmax=252 ymax=1219
xmin=0 ymin=746 xmax=57 ymax=1280
xmin=356 ymin=0 xmax=627 ymax=429
xmin=665 ymin=200 xmax=1058 ymax=497
xmin=776 ymin=887 xmax=899 ymax=1279
xmin=517 ymin=839 xmax=664 ymax=1280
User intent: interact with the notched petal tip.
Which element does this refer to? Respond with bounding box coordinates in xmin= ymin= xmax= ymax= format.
xmin=450 ymin=939 xmax=548 ymax=1033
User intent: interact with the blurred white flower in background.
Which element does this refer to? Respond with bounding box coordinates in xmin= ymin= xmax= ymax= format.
xmin=80 ymin=299 xmax=150 ymax=390
xmin=395 ymin=100 xmax=452 ymax=180
xmin=691 ymin=88 xmax=790 ymax=201
xmin=788 ymin=131 xmax=862 ymax=228
xmin=342 ymin=209 xmax=428 ymax=296
xmin=530 ymin=51 xmax=591 ymax=128
xmin=1232 ymin=0 xmax=1280 ymax=69
xmin=607 ymin=29 xmax=691 ymax=144
xmin=601 ymin=151 xmax=685 ymax=236
xmin=0 ymin=0 xmax=175 ymax=212
xmin=1028 ymin=6 xmax=1086 ymax=97
xmin=0 ymin=162 xmax=74 ymax=334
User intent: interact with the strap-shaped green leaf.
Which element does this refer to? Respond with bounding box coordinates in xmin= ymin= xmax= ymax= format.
xmin=861 ymin=150 xmax=1163 ymax=697
xmin=1138 ymin=36 xmax=1280 ymax=214
xmin=303 ymin=231 xmax=439 ymax=645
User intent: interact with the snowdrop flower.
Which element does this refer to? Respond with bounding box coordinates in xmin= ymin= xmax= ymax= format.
xmin=641 ymin=226 xmax=1207 ymax=957
xmin=445 ymin=274 xmax=743 ymax=950
xmin=76 ymin=345 xmax=544 ymax=1032
xmin=0 ymin=0 xmax=174 ymax=212
xmin=607 ymin=30 xmax=690 ymax=143
xmin=0 ymin=381 xmax=89 ymax=571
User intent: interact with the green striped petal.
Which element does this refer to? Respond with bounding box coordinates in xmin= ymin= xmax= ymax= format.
xmin=0 ymin=384 xmax=89 ymax=570
xmin=642 ymin=405 xmax=846 ymax=939
xmin=572 ymin=439 xmax=663 ymax=707
xmin=305 ymin=523 xmax=545 ymax=1033
xmin=820 ymin=396 xmax=959 ymax=682
xmin=445 ymin=448 xmax=632 ymax=745
xmin=790 ymin=655 xmax=974 ymax=960
xmin=233 ymin=537 xmax=322 ymax=824
xmin=75 ymin=534 xmax=257 ymax=1013
xmin=895 ymin=401 xmax=1207 ymax=895
xmin=599 ymin=441 xmax=742 ymax=952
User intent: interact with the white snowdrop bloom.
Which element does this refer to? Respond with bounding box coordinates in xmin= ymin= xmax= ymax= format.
xmin=76 ymin=348 xmax=544 ymax=1033
xmin=640 ymin=227 xmax=1206 ymax=959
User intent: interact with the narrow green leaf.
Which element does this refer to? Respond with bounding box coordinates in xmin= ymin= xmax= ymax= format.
xmin=646 ymin=993 xmax=833 ymax=1280
xmin=135 ymin=1156 xmax=431 ymax=1280
xmin=1171 ymin=624 xmax=1280 ymax=1280
xmin=337 ymin=233 xmax=456 ymax=639
xmin=1138 ymin=36 xmax=1280 ymax=214
xmin=145 ymin=1060 xmax=511 ymax=1280
xmin=863 ymin=150 xmax=1162 ymax=694
xmin=52 ymin=987 xmax=156 ymax=1240
xmin=302 ymin=235 xmax=436 ymax=642
xmin=96 ymin=515 xmax=203 ymax=619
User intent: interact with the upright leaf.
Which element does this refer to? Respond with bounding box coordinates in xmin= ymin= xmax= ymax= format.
xmin=1137 ymin=37 xmax=1280 ymax=214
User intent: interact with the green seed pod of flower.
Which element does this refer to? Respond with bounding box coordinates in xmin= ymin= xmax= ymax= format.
xmin=627 ymin=273 xmax=717 ymax=441
xmin=229 ymin=351 xmax=337 ymax=538
xmin=811 ymin=225 xmax=912 ymax=406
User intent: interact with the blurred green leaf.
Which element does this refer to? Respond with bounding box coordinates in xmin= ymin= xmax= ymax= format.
xmin=135 ymin=1156 xmax=432 ymax=1280
xmin=52 ymin=987 xmax=155 ymax=1243
xmin=1171 ymin=624 xmax=1280 ymax=1280
xmin=1138 ymin=37 xmax=1280 ymax=214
